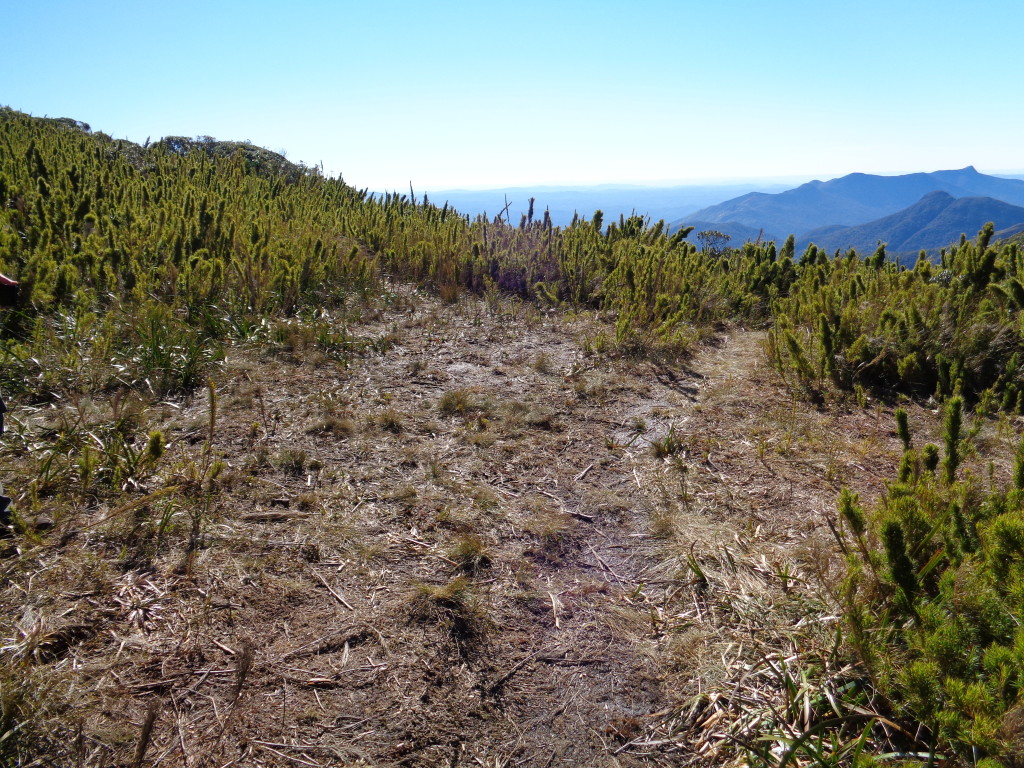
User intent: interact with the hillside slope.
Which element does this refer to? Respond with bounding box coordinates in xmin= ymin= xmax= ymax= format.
xmin=802 ymin=191 xmax=1024 ymax=255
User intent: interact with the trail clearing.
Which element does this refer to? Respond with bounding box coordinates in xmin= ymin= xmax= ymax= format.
xmin=2 ymin=288 xmax=919 ymax=767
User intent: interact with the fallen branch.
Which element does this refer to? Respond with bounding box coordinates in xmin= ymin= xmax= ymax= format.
xmin=487 ymin=650 xmax=540 ymax=695
xmin=312 ymin=571 xmax=354 ymax=611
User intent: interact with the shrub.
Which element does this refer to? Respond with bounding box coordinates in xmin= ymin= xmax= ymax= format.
xmin=840 ymin=409 xmax=1024 ymax=763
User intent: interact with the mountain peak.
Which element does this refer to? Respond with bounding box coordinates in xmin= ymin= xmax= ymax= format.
xmin=919 ymin=189 xmax=956 ymax=202
xmin=935 ymin=165 xmax=979 ymax=176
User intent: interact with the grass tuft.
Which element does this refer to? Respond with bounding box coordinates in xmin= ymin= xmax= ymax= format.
xmin=448 ymin=535 xmax=492 ymax=575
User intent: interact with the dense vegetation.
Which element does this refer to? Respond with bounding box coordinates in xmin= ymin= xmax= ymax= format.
xmin=839 ymin=401 xmax=1024 ymax=764
xmin=771 ymin=234 xmax=1024 ymax=412
xmin=5 ymin=107 xmax=1024 ymax=765
xmin=6 ymin=106 xmax=1024 ymax=413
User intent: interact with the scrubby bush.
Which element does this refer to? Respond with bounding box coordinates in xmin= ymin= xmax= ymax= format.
xmin=840 ymin=403 xmax=1024 ymax=763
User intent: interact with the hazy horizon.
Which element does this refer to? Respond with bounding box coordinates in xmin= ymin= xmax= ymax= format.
xmin=414 ymin=168 xmax=1024 ymax=195
xmin=6 ymin=106 xmax=1023 ymax=193
xmin=7 ymin=104 xmax=1022 ymax=197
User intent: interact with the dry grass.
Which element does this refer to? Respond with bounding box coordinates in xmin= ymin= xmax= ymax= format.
xmin=0 ymin=287 xmax=974 ymax=767
xmin=305 ymin=414 xmax=355 ymax=438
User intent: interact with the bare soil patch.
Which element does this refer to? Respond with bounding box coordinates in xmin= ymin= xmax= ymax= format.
xmin=0 ymin=288 xmax=950 ymax=767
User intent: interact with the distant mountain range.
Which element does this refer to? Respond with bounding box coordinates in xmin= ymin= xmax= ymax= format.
xmin=421 ymin=167 xmax=1024 ymax=258
xmin=673 ymin=167 xmax=1024 ymax=256
xmin=679 ymin=167 xmax=1024 ymax=234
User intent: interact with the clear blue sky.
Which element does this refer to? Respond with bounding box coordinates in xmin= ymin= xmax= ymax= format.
xmin=6 ymin=0 xmax=1023 ymax=190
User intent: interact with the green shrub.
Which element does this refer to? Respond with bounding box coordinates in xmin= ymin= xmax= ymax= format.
xmin=840 ymin=417 xmax=1024 ymax=763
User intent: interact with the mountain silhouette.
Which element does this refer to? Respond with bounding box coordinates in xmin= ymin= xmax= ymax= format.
xmin=681 ymin=167 xmax=1024 ymax=236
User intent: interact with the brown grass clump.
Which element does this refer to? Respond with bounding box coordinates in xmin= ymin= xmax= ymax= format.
xmin=438 ymin=388 xmax=474 ymax=416
xmin=306 ymin=414 xmax=355 ymax=438
xmin=274 ymin=447 xmax=307 ymax=475
xmin=448 ymin=535 xmax=492 ymax=574
xmin=522 ymin=500 xmax=575 ymax=563
xmin=532 ymin=351 xmax=556 ymax=375
xmin=376 ymin=407 xmax=404 ymax=433
xmin=410 ymin=577 xmax=488 ymax=650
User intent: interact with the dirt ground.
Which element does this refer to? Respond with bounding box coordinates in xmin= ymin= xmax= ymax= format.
xmin=1 ymin=286 xmax=943 ymax=767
